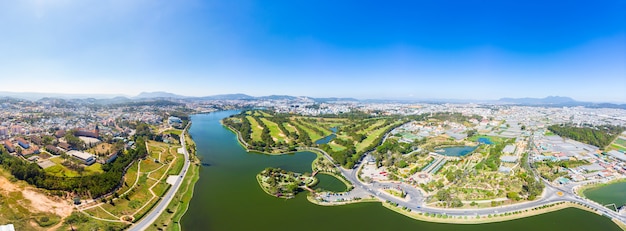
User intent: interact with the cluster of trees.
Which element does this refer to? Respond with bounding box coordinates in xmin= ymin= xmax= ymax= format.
xmin=518 ymin=172 xmax=543 ymax=200
xmin=319 ymin=142 xmax=357 ymax=168
xmin=435 ymin=189 xmax=464 ymax=208
xmin=475 ymin=142 xmax=507 ymax=171
xmin=266 ymin=114 xmax=291 ymax=138
xmin=520 ymin=153 xmax=544 ymax=200
xmin=259 ymin=167 xmax=301 ymax=196
xmin=293 ymin=119 xmax=327 ymax=138
xmin=331 ymin=119 xmax=407 ymax=169
xmin=225 ymin=113 xmax=314 ymax=152
xmin=224 ymin=110 xmax=421 ymax=169
xmin=64 ymin=131 xmax=86 ymax=150
xmin=548 ymin=124 xmax=624 ymax=148
xmin=376 ymin=138 xmax=413 ymax=155
xmin=371 ymin=138 xmax=423 ymax=168
xmin=0 ymin=137 xmax=147 ymax=198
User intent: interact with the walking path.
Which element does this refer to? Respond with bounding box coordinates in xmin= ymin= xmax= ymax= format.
xmin=310 ymin=135 xmax=626 ymax=226
xmin=128 ymin=123 xmax=193 ymax=231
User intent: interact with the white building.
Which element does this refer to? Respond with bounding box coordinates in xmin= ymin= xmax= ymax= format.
xmin=0 ymin=224 xmax=15 ymax=231
xmin=503 ymin=145 xmax=516 ymax=154
xmin=607 ymin=150 xmax=626 ymax=162
xmin=68 ymin=150 xmax=96 ymax=165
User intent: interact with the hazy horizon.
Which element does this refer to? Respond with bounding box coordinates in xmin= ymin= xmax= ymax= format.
xmin=0 ymin=1 xmax=624 ymax=102
xmin=1 ymin=90 xmax=623 ymax=104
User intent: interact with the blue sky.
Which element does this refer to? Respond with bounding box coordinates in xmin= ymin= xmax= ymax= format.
xmin=0 ymin=0 xmax=624 ymax=102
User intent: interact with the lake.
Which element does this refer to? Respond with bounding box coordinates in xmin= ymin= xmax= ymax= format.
xmin=315 ymin=127 xmax=338 ymax=144
xmin=584 ymin=181 xmax=626 ymax=207
xmin=436 ymin=146 xmax=477 ymax=157
xmin=478 ymin=137 xmax=494 ymax=144
xmin=181 ymin=111 xmax=621 ymax=231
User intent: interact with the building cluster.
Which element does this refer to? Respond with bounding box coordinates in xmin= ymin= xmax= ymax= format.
xmin=530 ymin=130 xmax=626 ymax=183
xmin=0 ymin=98 xmax=184 ymax=169
xmin=390 ymin=121 xmax=470 ymax=142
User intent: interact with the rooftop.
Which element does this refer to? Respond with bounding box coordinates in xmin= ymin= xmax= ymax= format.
xmin=68 ymin=150 xmax=95 ymax=161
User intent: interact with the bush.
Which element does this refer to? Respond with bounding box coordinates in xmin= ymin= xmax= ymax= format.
xmin=36 ymin=216 xmax=58 ymax=227
xmin=65 ymin=212 xmax=89 ymax=225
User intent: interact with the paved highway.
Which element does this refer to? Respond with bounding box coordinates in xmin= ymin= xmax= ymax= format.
xmin=128 ymin=123 xmax=192 ymax=231
xmin=318 ymin=148 xmax=626 ymax=225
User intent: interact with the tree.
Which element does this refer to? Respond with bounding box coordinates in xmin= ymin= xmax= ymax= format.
xmin=506 ymin=191 xmax=520 ymax=201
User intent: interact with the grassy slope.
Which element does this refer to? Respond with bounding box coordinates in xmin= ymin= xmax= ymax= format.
xmin=260 ymin=118 xmax=287 ymax=143
xmin=356 ymin=121 xmax=402 ymax=153
xmin=148 ymin=157 xmax=200 ymax=231
xmin=0 ymin=170 xmax=64 ymax=230
xmin=245 ymin=116 xmax=264 ymax=142
xmin=292 ymin=120 xmax=324 ymax=142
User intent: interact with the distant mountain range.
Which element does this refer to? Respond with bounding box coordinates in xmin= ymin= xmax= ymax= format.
xmin=497 ymin=96 xmax=626 ymax=109
xmin=498 ymin=96 xmax=577 ymax=105
xmin=0 ymin=91 xmax=126 ymax=101
xmin=133 ymin=91 xmax=187 ymax=99
xmin=0 ymin=91 xmax=623 ymax=109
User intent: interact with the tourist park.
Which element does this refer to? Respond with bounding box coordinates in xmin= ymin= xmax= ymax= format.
xmin=224 ymin=109 xmax=626 ymax=227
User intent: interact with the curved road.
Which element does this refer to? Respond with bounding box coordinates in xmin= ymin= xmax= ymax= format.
xmin=317 ymin=147 xmax=626 ymax=226
xmin=128 ymin=123 xmax=192 ymax=231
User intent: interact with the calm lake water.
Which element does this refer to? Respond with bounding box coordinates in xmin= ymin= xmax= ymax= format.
xmin=315 ymin=127 xmax=338 ymax=144
xmin=584 ymin=181 xmax=626 ymax=207
xmin=437 ymin=146 xmax=477 ymax=157
xmin=181 ymin=111 xmax=621 ymax=231
xmin=478 ymin=137 xmax=494 ymax=144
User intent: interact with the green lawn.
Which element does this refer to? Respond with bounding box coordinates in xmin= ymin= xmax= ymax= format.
xmin=298 ymin=119 xmax=333 ymax=136
xmin=58 ymin=212 xmax=128 ymax=231
xmin=359 ymin=119 xmax=387 ymax=134
xmin=85 ymin=163 xmax=105 ymax=174
xmin=260 ymin=118 xmax=287 ymax=143
xmin=610 ymin=144 xmax=626 ymax=152
xmin=468 ymin=135 xmax=506 ymax=144
xmin=164 ymin=129 xmax=182 ymax=136
xmin=119 ymin=161 xmax=139 ymax=195
xmin=614 ymin=138 xmax=626 ymax=147
xmin=82 ymin=206 xmax=120 ymax=220
xmin=45 ymin=157 xmax=103 ymax=177
xmin=167 ymin=153 xmax=185 ymax=175
xmin=152 ymin=181 xmax=171 ymax=197
xmin=292 ymin=120 xmax=324 ymax=142
xmin=139 ymin=158 xmax=162 ymax=173
xmin=284 ymin=122 xmax=297 ymax=134
xmin=101 ymin=176 xmax=157 ymax=217
xmin=246 ymin=116 xmax=264 ymax=142
xmin=356 ymin=122 xmax=402 ymax=153
xmin=259 ymin=111 xmax=273 ymax=117
xmin=328 ymin=142 xmax=346 ymax=151
xmin=149 ymin=157 xmax=200 ymax=231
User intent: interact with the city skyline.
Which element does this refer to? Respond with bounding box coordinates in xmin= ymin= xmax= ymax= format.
xmin=0 ymin=0 xmax=624 ymax=102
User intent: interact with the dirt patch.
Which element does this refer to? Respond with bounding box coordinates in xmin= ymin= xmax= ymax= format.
xmin=0 ymin=175 xmax=17 ymax=192
xmin=22 ymin=190 xmax=73 ymax=217
xmin=0 ymin=176 xmax=73 ymax=217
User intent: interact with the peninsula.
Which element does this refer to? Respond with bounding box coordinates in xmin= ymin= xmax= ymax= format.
xmin=224 ymin=109 xmax=626 ymax=227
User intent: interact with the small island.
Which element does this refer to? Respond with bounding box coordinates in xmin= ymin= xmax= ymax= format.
xmin=257 ymin=167 xmax=318 ymax=198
